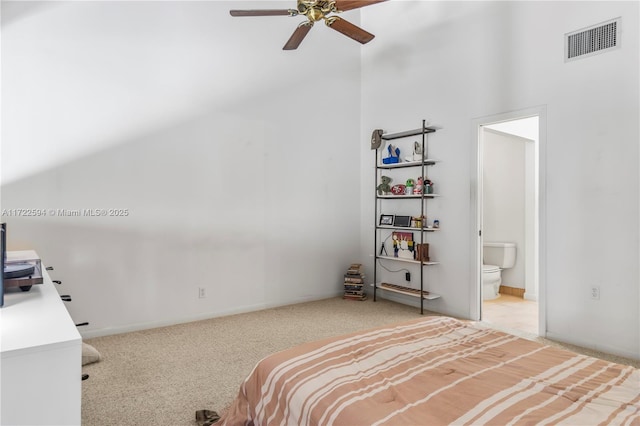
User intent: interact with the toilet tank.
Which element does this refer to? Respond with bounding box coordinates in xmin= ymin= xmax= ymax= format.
xmin=483 ymin=242 xmax=516 ymax=269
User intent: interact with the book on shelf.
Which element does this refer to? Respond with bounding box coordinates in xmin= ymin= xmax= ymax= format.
xmin=344 ymin=276 xmax=365 ymax=283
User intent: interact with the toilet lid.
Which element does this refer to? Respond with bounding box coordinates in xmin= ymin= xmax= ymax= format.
xmin=483 ymin=264 xmax=500 ymax=273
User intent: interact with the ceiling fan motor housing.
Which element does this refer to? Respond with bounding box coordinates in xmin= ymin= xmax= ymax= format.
xmin=298 ymin=0 xmax=336 ymax=21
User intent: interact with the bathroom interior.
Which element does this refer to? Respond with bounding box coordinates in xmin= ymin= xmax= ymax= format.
xmin=481 ymin=116 xmax=539 ymax=335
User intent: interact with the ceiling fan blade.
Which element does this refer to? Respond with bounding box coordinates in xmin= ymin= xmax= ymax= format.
xmin=230 ymin=9 xmax=297 ymax=17
xmin=333 ymin=0 xmax=387 ymax=12
xmin=283 ymin=21 xmax=313 ymax=50
xmin=325 ymin=17 xmax=374 ymax=44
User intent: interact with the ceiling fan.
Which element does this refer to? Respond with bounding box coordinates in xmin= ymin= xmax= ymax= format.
xmin=230 ymin=0 xmax=387 ymax=50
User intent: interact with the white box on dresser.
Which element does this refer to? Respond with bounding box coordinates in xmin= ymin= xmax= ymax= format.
xmin=1 ymin=251 xmax=82 ymax=426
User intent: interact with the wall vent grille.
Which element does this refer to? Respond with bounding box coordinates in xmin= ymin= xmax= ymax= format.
xmin=566 ymin=18 xmax=620 ymax=61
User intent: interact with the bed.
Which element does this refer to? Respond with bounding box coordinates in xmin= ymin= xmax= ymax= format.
xmin=218 ymin=316 xmax=640 ymax=425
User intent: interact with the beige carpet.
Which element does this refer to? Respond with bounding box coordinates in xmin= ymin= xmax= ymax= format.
xmin=82 ymin=297 xmax=638 ymax=426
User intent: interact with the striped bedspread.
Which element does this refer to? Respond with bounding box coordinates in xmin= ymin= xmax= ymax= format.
xmin=219 ymin=316 xmax=639 ymax=425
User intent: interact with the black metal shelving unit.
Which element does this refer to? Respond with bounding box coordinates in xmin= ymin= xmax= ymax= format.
xmin=372 ymin=120 xmax=441 ymax=314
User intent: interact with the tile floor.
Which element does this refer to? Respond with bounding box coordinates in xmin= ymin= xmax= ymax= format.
xmin=482 ymin=294 xmax=538 ymax=335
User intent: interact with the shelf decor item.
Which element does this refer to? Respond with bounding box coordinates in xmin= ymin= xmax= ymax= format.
xmin=377 ymin=176 xmax=392 ymax=195
xmin=412 ymin=216 xmax=424 ymax=228
xmin=392 ymin=232 xmax=414 ymax=259
xmin=416 ymin=243 xmax=430 ymax=262
xmin=425 ymin=179 xmax=434 ymax=194
xmin=390 ymin=184 xmax=406 ymax=195
xmin=412 ymin=141 xmax=423 ymax=161
xmin=414 ymin=177 xmax=424 ymax=195
xmin=382 ymin=144 xmax=400 ymax=164
xmin=405 ymin=179 xmax=415 ymax=195
xmin=370 ymin=129 xmax=384 ymax=149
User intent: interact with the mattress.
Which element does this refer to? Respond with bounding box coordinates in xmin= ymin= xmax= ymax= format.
xmin=218 ymin=316 xmax=639 ymax=425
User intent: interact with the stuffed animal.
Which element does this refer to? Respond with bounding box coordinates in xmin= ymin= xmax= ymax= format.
xmin=377 ymin=176 xmax=392 ymax=195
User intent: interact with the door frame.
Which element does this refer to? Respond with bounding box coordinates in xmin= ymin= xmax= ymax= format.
xmin=469 ymin=106 xmax=547 ymax=336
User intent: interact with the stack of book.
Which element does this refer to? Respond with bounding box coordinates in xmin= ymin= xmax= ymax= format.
xmin=343 ymin=263 xmax=366 ymax=301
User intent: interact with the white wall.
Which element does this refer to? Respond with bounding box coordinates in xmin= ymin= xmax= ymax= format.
xmin=1 ymin=1 xmax=364 ymax=336
xmin=361 ymin=1 xmax=639 ymax=359
xmin=483 ymin=128 xmax=528 ymax=289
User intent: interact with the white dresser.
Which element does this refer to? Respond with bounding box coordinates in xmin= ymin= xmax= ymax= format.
xmin=1 ymin=251 xmax=82 ymax=426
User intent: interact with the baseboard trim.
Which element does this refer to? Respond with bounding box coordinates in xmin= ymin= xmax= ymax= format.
xmin=80 ymin=292 xmax=343 ymax=339
xmin=499 ymin=285 xmax=525 ymax=298
xmin=545 ymin=331 xmax=640 ymax=361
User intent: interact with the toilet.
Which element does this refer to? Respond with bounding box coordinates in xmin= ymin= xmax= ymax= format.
xmin=482 ymin=242 xmax=516 ymax=300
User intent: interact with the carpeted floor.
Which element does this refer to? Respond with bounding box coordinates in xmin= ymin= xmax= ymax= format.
xmin=81 ymin=297 xmax=639 ymax=426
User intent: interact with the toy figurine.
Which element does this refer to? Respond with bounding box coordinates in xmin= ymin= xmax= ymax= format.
xmin=426 ymin=179 xmax=434 ymax=194
xmin=414 ymin=177 xmax=424 ymax=195
xmin=405 ymin=178 xmax=415 ymax=195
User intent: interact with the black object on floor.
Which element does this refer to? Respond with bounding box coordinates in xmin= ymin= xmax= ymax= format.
xmin=195 ymin=409 xmax=220 ymax=426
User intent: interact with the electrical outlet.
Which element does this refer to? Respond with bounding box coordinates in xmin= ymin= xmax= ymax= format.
xmin=198 ymin=287 xmax=206 ymax=299
xmin=591 ymin=286 xmax=600 ymax=300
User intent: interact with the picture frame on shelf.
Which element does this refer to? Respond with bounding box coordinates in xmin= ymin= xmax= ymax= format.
xmin=379 ymin=214 xmax=394 ymax=226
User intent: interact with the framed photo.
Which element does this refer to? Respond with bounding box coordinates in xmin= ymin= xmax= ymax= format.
xmin=393 ymin=215 xmax=411 ymax=227
xmin=379 ymin=214 xmax=394 ymax=226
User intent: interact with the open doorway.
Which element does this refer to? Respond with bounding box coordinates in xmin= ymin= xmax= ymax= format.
xmin=471 ymin=108 xmax=546 ymax=337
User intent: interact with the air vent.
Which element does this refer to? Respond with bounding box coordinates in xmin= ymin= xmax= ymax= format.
xmin=565 ymin=18 xmax=620 ymax=61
